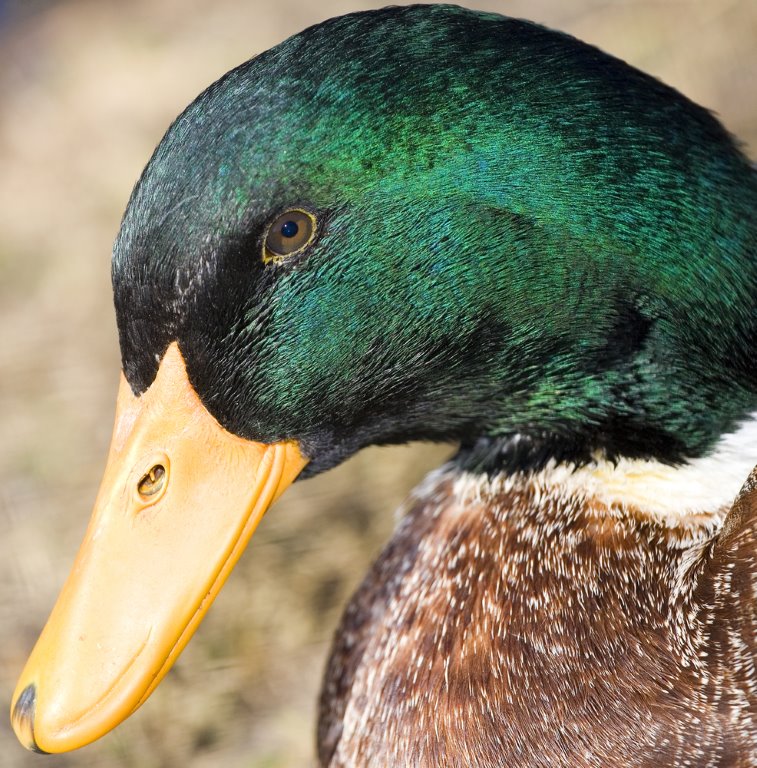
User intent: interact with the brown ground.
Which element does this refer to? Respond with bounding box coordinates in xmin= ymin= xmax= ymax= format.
xmin=0 ymin=1 xmax=755 ymax=766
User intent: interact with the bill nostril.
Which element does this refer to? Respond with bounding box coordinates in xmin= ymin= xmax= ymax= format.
xmin=11 ymin=684 xmax=48 ymax=754
xmin=135 ymin=459 xmax=170 ymax=507
xmin=137 ymin=464 xmax=166 ymax=499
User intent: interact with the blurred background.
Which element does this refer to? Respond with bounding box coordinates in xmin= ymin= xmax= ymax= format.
xmin=0 ymin=1 xmax=755 ymax=766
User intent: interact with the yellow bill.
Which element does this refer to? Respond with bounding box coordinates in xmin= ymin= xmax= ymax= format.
xmin=10 ymin=342 xmax=307 ymax=753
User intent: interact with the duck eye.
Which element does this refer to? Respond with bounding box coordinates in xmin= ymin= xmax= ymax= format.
xmin=263 ymin=208 xmax=317 ymax=263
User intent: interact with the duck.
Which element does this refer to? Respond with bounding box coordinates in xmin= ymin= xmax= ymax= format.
xmin=10 ymin=4 xmax=757 ymax=766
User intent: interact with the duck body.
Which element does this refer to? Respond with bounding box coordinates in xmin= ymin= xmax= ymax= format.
xmin=10 ymin=4 xmax=757 ymax=765
xmin=320 ymin=465 xmax=757 ymax=767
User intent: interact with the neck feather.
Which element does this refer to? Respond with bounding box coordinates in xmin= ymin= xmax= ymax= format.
xmin=453 ymin=412 xmax=757 ymax=528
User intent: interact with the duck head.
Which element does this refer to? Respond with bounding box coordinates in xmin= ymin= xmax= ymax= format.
xmin=12 ymin=4 xmax=757 ymax=753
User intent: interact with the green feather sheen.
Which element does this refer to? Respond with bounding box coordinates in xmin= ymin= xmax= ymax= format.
xmin=113 ymin=5 xmax=757 ymax=473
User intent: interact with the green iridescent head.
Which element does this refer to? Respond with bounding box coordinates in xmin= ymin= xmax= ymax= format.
xmin=113 ymin=4 xmax=757 ymax=475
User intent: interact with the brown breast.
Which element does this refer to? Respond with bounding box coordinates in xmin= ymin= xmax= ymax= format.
xmin=317 ymin=466 xmax=757 ymax=767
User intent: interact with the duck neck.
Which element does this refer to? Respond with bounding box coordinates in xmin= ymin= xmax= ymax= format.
xmin=454 ymin=409 xmax=757 ymax=527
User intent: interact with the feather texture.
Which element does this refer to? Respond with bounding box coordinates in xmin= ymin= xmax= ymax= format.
xmin=320 ymin=462 xmax=757 ymax=767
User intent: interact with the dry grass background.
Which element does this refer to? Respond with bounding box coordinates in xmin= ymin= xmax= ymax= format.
xmin=0 ymin=0 xmax=755 ymax=766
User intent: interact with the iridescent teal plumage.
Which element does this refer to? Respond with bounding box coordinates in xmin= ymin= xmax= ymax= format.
xmin=115 ymin=5 xmax=757 ymax=476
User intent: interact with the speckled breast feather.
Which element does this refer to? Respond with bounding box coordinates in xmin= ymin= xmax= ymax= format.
xmin=318 ymin=465 xmax=757 ymax=767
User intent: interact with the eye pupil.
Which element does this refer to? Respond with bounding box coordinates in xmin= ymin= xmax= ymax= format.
xmin=280 ymin=220 xmax=299 ymax=238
